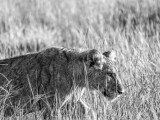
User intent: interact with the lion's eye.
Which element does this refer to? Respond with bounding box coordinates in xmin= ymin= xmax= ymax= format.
xmin=107 ymin=72 xmax=112 ymax=76
xmin=107 ymin=72 xmax=116 ymax=78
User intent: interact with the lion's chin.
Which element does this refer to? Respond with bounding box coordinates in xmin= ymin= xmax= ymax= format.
xmin=106 ymin=94 xmax=122 ymax=102
xmin=103 ymin=91 xmax=121 ymax=101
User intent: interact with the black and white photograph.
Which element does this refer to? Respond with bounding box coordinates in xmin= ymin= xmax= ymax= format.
xmin=0 ymin=0 xmax=159 ymax=119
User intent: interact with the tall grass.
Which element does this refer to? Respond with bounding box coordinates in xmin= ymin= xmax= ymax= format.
xmin=0 ymin=0 xmax=160 ymax=119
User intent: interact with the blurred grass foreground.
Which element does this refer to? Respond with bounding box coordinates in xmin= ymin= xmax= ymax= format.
xmin=1 ymin=0 xmax=160 ymax=119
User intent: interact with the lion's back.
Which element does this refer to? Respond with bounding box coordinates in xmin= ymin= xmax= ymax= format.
xmin=0 ymin=47 xmax=80 ymax=100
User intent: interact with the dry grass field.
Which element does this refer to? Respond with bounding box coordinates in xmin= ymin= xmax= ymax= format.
xmin=0 ymin=0 xmax=160 ymax=119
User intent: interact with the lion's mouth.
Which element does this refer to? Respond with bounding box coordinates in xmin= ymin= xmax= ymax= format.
xmin=117 ymin=89 xmax=123 ymax=94
xmin=102 ymin=88 xmax=123 ymax=100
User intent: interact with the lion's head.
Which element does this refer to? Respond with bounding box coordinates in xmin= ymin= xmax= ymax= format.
xmin=81 ymin=49 xmax=124 ymax=100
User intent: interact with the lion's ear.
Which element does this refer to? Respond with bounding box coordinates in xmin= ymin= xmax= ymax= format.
xmin=85 ymin=49 xmax=105 ymax=70
xmin=103 ymin=50 xmax=116 ymax=62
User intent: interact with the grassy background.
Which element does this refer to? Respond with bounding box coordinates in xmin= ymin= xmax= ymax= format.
xmin=1 ymin=0 xmax=160 ymax=119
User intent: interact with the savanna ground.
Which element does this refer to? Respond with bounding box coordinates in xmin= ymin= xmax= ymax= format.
xmin=0 ymin=0 xmax=160 ymax=119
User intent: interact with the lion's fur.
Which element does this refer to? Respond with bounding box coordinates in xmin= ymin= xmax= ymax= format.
xmin=0 ymin=47 xmax=124 ymax=117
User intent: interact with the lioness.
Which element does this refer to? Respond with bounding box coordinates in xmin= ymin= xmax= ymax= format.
xmin=0 ymin=47 xmax=124 ymax=118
